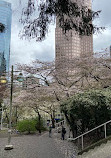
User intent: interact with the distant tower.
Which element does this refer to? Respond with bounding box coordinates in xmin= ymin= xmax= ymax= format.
xmin=0 ymin=0 xmax=12 ymax=75
xmin=55 ymin=0 xmax=93 ymax=63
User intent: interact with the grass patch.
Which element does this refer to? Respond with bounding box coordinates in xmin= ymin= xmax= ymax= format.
xmin=0 ymin=129 xmax=8 ymax=138
xmin=0 ymin=129 xmax=7 ymax=132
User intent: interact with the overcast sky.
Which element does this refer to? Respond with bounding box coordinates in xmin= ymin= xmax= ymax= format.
xmin=5 ymin=0 xmax=111 ymax=66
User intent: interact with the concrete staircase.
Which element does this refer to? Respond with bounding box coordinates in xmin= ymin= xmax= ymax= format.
xmin=55 ymin=120 xmax=111 ymax=158
xmin=67 ymin=120 xmax=111 ymax=158
xmin=78 ymin=140 xmax=111 ymax=158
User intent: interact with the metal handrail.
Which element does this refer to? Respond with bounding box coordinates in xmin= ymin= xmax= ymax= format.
xmin=68 ymin=119 xmax=111 ymax=150
xmin=55 ymin=120 xmax=65 ymax=127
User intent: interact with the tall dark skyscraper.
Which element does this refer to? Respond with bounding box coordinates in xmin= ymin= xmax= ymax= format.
xmin=0 ymin=0 xmax=12 ymax=75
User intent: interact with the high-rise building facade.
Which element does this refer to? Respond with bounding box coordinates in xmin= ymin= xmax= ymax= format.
xmin=55 ymin=0 xmax=93 ymax=62
xmin=0 ymin=0 xmax=12 ymax=75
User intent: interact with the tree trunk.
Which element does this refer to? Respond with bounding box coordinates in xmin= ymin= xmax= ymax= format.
xmin=51 ymin=113 xmax=55 ymax=128
xmin=5 ymin=112 xmax=9 ymax=124
xmin=52 ymin=117 xmax=55 ymax=128
xmin=15 ymin=106 xmax=18 ymax=125
xmin=64 ymin=113 xmax=77 ymax=138
xmin=81 ymin=121 xmax=85 ymax=133
xmin=38 ymin=112 xmax=41 ymax=134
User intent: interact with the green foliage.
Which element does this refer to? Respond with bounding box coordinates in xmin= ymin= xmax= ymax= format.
xmin=61 ymin=88 xmax=111 ymax=136
xmin=33 ymin=117 xmax=46 ymax=131
xmin=17 ymin=117 xmax=46 ymax=134
xmin=17 ymin=119 xmax=36 ymax=134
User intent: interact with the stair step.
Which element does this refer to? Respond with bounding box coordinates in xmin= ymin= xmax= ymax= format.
xmin=78 ymin=140 xmax=111 ymax=158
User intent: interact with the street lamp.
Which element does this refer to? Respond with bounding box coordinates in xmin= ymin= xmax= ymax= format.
xmin=0 ymin=67 xmax=24 ymax=150
xmin=4 ymin=66 xmax=24 ymax=150
xmin=0 ymin=76 xmax=7 ymax=131
xmin=15 ymin=72 xmax=24 ymax=124
xmin=4 ymin=65 xmax=13 ymax=150
xmin=0 ymin=78 xmax=7 ymax=84
xmin=17 ymin=73 xmax=24 ymax=82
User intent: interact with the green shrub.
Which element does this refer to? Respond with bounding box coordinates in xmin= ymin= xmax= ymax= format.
xmin=17 ymin=119 xmax=36 ymax=134
xmin=33 ymin=117 xmax=46 ymax=132
xmin=17 ymin=117 xmax=46 ymax=134
xmin=61 ymin=88 xmax=111 ymax=136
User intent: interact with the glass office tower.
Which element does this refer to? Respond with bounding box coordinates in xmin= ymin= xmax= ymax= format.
xmin=0 ymin=0 xmax=12 ymax=75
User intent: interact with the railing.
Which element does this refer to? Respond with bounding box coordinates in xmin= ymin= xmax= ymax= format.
xmin=68 ymin=120 xmax=111 ymax=151
xmin=55 ymin=120 xmax=65 ymax=128
xmin=55 ymin=120 xmax=65 ymax=133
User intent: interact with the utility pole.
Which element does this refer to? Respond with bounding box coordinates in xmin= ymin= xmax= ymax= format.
xmin=5 ymin=65 xmax=13 ymax=150
xmin=3 ymin=66 xmax=23 ymax=150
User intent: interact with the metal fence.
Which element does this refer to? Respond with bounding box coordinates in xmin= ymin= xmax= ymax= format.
xmin=68 ymin=120 xmax=111 ymax=151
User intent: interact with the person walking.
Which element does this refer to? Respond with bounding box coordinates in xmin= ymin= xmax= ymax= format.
xmin=49 ymin=125 xmax=52 ymax=137
xmin=61 ymin=126 xmax=66 ymax=140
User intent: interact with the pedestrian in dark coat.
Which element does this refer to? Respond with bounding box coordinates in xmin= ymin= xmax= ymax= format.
xmin=61 ymin=126 xmax=66 ymax=140
xmin=49 ymin=125 xmax=52 ymax=137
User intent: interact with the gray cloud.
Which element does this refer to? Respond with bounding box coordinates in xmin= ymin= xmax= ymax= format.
xmin=10 ymin=23 xmax=55 ymax=65
xmin=93 ymin=28 xmax=111 ymax=51
xmin=5 ymin=0 xmax=111 ymax=66
xmin=93 ymin=0 xmax=111 ymax=26
xmin=6 ymin=0 xmax=55 ymax=66
xmin=93 ymin=0 xmax=111 ymax=53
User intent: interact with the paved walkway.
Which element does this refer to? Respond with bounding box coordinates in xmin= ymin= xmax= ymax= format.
xmin=0 ymin=130 xmax=78 ymax=158
xmin=53 ymin=130 xmax=78 ymax=158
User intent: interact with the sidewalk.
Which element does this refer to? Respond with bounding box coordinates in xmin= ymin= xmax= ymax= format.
xmin=0 ymin=130 xmax=78 ymax=158
xmin=53 ymin=129 xmax=78 ymax=158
